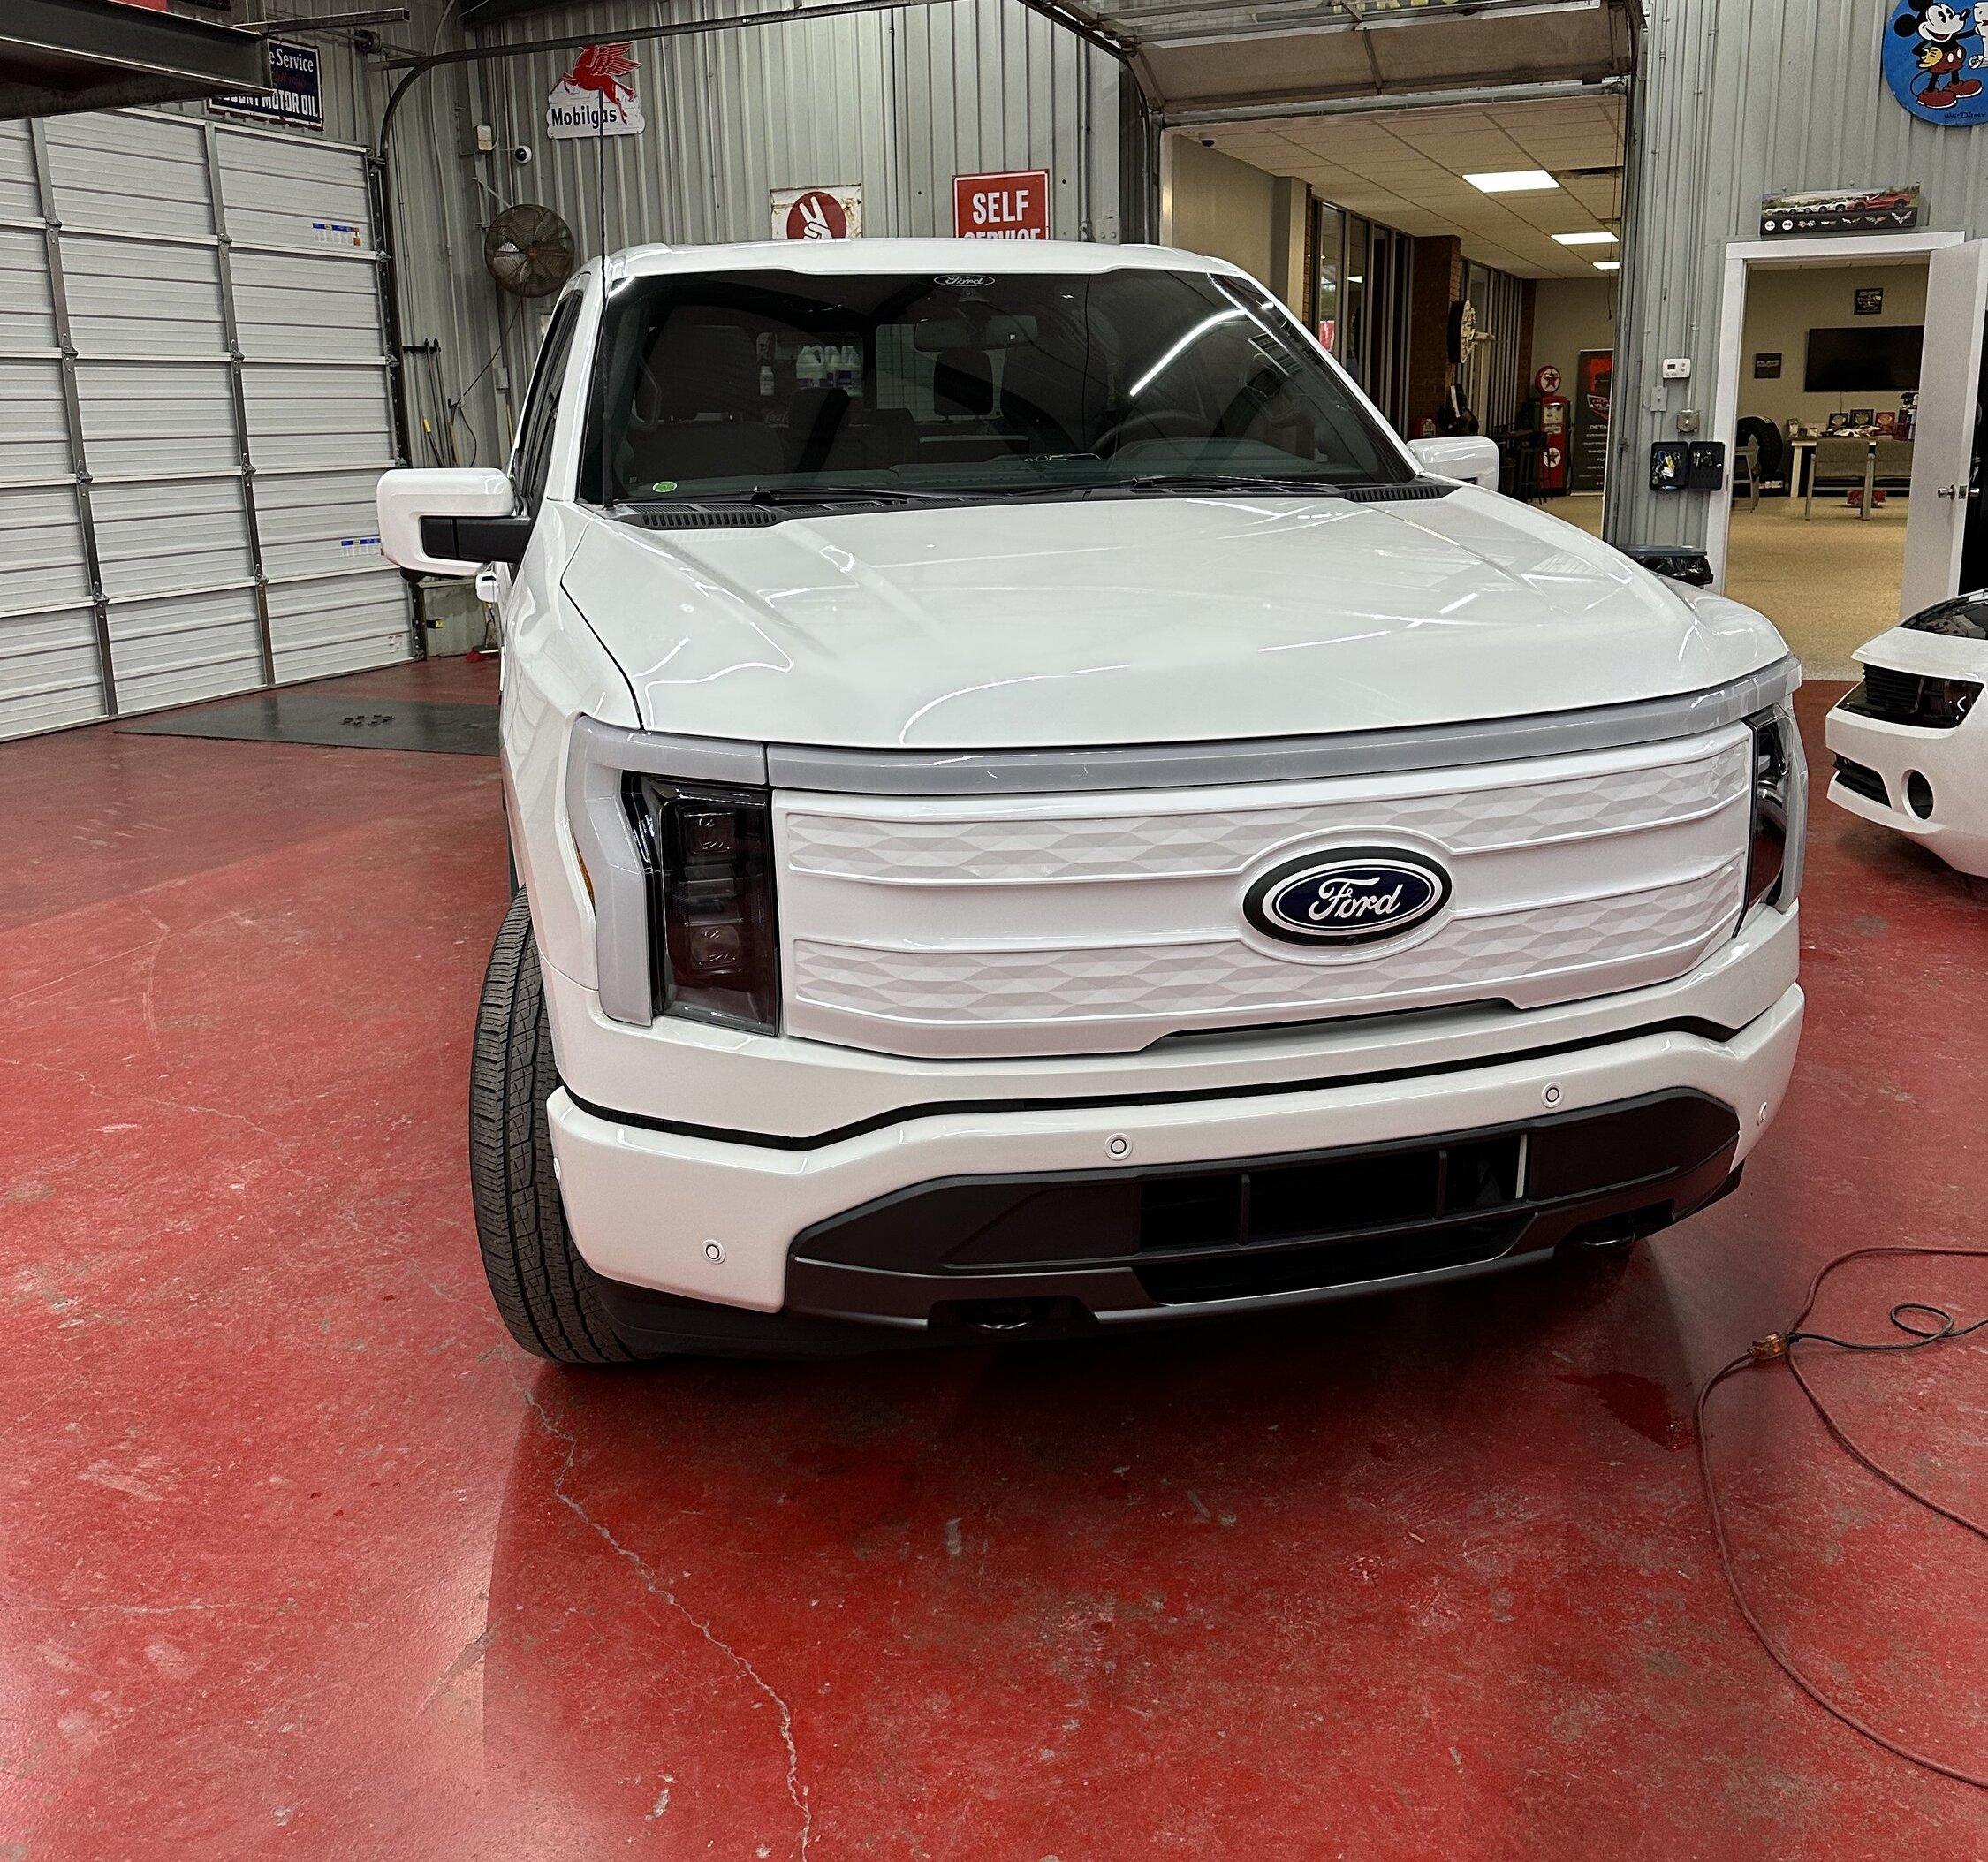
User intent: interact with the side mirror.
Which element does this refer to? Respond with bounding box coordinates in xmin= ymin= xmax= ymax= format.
xmin=1407 ymin=435 xmax=1500 ymax=492
xmin=377 ymin=467 xmax=532 ymax=576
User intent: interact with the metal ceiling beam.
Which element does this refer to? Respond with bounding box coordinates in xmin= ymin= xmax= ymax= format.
xmin=0 ymin=0 xmax=269 ymax=121
xmin=1058 ymin=0 xmax=1602 ymax=52
xmin=1158 ymin=70 xmax=1626 ymax=127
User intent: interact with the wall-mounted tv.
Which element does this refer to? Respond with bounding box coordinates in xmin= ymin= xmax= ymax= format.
xmin=1804 ymin=325 xmax=1923 ymax=392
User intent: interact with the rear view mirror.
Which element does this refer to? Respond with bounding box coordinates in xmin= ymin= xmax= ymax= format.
xmin=377 ymin=467 xmax=531 ymax=576
xmin=1406 ymin=435 xmax=1500 ymax=492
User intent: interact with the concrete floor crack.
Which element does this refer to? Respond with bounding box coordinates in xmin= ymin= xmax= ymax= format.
xmin=513 ymin=1377 xmax=812 ymax=1856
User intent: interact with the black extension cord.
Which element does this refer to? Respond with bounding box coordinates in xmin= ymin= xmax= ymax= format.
xmin=1696 ymin=1244 xmax=1988 ymax=1789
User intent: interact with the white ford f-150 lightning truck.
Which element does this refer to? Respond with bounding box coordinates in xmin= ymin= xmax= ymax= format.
xmin=377 ymin=240 xmax=1805 ymax=1362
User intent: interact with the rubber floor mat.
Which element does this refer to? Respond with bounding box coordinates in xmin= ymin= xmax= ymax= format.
xmin=116 ymin=692 xmax=498 ymax=756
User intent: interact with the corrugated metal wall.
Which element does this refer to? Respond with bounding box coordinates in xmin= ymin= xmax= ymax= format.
xmin=462 ymin=0 xmax=1118 ymax=436
xmin=1613 ymin=0 xmax=1988 ymax=547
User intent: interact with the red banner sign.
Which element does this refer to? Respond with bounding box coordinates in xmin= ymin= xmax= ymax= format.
xmin=952 ymin=170 xmax=1051 ymax=241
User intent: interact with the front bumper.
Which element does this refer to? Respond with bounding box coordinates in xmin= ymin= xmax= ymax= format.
xmin=1825 ymin=687 xmax=1988 ymax=878
xmin=549 ymin=981 xmax=1803 ymax=1330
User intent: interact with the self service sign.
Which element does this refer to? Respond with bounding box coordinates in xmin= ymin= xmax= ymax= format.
xmin=953 ymin=170 xmax=1051 ymax=240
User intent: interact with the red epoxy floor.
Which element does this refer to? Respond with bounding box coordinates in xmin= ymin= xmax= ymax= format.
xmin=3 ymin=661 xmax=1985 ymax=1858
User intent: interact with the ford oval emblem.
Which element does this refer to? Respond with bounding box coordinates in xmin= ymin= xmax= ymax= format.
xmin=1244 ymin=846 xmax=1452 ymax=948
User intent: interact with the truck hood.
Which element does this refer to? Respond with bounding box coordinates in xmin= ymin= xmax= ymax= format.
xmin=558 ymin=488 xmax=1788 ymax=749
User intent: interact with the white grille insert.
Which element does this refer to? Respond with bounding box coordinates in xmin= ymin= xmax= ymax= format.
xmin=776 ymin=726 xmax=1754 ymax=1059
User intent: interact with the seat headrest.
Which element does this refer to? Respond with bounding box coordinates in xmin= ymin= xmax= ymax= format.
xmin=789 ymin=384 xmax=851 ymax=434
xmin=650 ymin=321 xmax=762 ymax=419
xmin=932 ymin=347 xmax=995 ymax=420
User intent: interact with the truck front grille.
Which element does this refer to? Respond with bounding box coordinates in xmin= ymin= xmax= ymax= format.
xmin=774 ymin=726 xmax=1754 ymax=1060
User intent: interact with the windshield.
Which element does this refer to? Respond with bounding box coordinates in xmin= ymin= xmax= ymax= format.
xmin=579 ymin=266 xmax=1414 ymax=507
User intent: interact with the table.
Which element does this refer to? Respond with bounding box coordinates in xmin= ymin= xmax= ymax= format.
xmin=1800 ymin=435 xmax=1913 ymax=520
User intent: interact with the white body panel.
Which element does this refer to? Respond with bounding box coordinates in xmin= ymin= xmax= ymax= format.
xmin=1825 ymin=624 xmax=1988 ymax=876
xmin=550 ymin=983 xmax=1804 ymax=1312
xmin=559 ymin=493 xmax=1779 ymax=750
xmin=380 ymin=239 xmax=1806 ymax=1328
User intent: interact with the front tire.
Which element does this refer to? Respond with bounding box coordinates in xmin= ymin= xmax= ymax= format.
xmin=468 ymin=893 xmax=641 ymax=1364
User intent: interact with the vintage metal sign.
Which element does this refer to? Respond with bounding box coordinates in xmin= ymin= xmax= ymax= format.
xmin=211 ymin=39 xmax=322 ymax=132
xmin=771 ymin=186 xmax=863 ymax=239
xmin=952 ymin=170 xmax=1051 ymax=240
xmin=547 ymin=44 xmax=644 ymax=139
xmin=1884 ymin=2 xmax=1988 ymax=125
xmin=1759 ymin=185 xmax=1922 ymax=237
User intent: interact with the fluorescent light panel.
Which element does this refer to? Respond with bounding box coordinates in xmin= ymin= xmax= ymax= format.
xmin=1593 ymin=260 xmax=1620 ymax=272
xmin=1464 ymin=168 xmax=1559 ymax=194
xmin=1553 ymin=231 xmax=1618 ymax=247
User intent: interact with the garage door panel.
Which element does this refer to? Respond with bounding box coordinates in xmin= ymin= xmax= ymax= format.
xmin=268 ymin=570 xmax=413 ymax=683
xmin=92 ymin=478 xmax=254 ymax=604
xmin=0 ymin=486 xmax=91 ymax=617
xmin=0 ymin=110 xmax=412 ymax=738
xmin=0 ymin=124 xmax=37 ymax=221
xmin=254 ymin=468 xmax=388 ymax=581
xmin=0 ymin=228 xmax=57 ymax=355
xmin=244 ymin=365 xmax=395 ymax=471
xmin=75 ymin=361 xmax=240 ymax=479
xmin=107 ymin=588 xmax=263 ymax=715
xmin=42 ymin=113 xmax=213 ymax=240
xmin=0 ymin=362 xmax=73 ymax=483
xmin=231 ymin=252 xmax=384 ymax=363
xmin=61 ymin=237 xmax=226 ymax=359
xmin=0 ymin=609 xmax=107 ymax=740
xmin=216 ymin=132 xmax=374 ymax=252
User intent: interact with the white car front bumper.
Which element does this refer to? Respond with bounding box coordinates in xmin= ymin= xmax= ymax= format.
xmin=545 ymin=908 xmax=1803 ymax=1333
xmin=1825 ymin=694 xmax=1988 ymax=877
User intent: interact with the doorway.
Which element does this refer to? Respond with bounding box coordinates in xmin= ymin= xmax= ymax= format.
xmin=1708 ymin=231 xmax=1985 ymax=675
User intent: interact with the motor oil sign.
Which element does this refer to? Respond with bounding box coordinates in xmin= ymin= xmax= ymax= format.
xmin=953 ymin=170 xmax=1051 ymax=240
xmin=546 ymin=43 xmax=644 ymax=139
xmin=211 ymin=39 xmax=322 ymax=132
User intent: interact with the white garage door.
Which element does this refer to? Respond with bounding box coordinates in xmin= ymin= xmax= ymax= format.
xmin=0 ymin=110 xmax=414 ymax=742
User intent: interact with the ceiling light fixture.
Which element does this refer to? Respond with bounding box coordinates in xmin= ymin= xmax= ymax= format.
xmin=1552 ymin=231 xmax=1618 ymax=247
xmin=1464 ymin=168 xmax=1559 ymax=194
xmin=1593 ymin=260 xmax=1620 ymax=271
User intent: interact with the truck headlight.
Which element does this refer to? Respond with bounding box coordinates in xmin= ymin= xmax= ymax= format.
xmin=1743 ymin=703 xmax=1805 ymax=914
xmin=565 ymin=715 xmax=780 ymax=1030
xmin=625 ymin=775 xmax=780 ymax=1033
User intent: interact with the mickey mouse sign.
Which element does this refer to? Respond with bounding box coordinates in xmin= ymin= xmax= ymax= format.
xmin=1886 ymin=4 xmax=1988 ymax=124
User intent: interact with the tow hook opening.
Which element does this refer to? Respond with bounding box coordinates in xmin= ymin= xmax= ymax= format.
xmin=934 ymin=1296 xmax=1093 ymax=1336
xmin=1562 ymin=1201 xmax=1674 ymax=1255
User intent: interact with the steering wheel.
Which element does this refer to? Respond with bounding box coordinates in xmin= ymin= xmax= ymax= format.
xmin=1093 ymin=407 xmax=1208 ymax=455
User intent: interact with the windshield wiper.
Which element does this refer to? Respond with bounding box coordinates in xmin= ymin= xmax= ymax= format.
xmin=733 ymin=484 xmax=972 ymax=507
xmin=1109 ymin=473 xmax=1357 ymax=498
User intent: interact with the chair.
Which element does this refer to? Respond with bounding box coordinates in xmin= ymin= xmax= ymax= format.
xmin=1732 ymin=436 xmax=1761 ymax=513
xmin=1806 ymin=435 xmax=1877 ymax=519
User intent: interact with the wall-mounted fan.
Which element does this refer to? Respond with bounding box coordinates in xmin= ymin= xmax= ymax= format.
xmin=483 ymin=203 xmax=576 ymax=297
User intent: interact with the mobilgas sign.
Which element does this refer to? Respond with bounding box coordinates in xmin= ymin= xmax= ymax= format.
xmin=211 ymin=40 xmax=322 ymax=133
xmin=547 ymin=44 xmax=645 ymax=139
